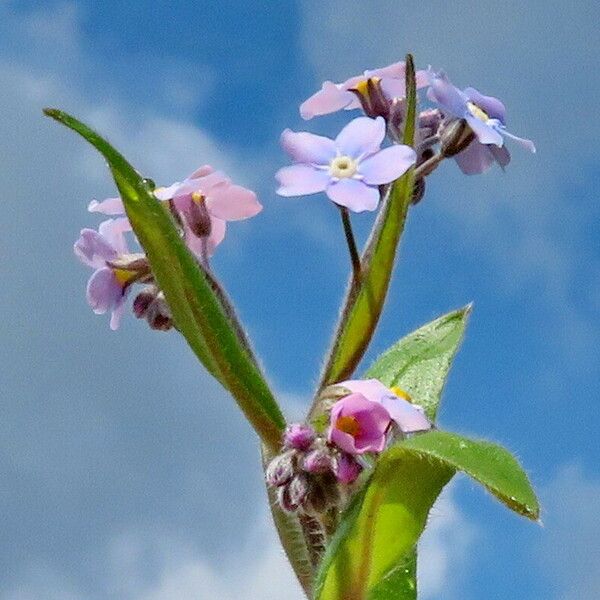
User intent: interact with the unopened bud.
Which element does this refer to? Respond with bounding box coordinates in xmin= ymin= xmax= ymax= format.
xmin=277 ymin=474 xmax=309 ymax=513
xmin=350 ymin=77 xmax=390 ymax=119
xmin=133 ymin=287 xmax=173 ymax=331
xmin=334 ymin=453 xmax=363 ymax=485
xmin=440 ymin=118 xmax=475 ymax=157
xmin=302 ymin=448 xmax=333 ymax=474
xmin=418 ymin=109 xmax=443 ymax=138
xmin=145 ymin=294 xmax=173 ymax=331
xmin=132 ymin=287 xmax=156 ymax=318
xmin=265 ymin=450 xmax=295 ymax=487
xmin=283 ymin=423 xmax=315 ymax=451
xmin=305 ymin=473 xmax=340 ymax=515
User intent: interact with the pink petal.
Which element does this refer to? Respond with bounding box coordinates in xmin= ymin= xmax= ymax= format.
xmin=380 ymin=397 xmax=432 ymax=434
xmin=299 ymin=81 xmax=354 ymax=120
xmin=206 ymin=183 xmax=262 ymax=221
xmin=338 ymin=379 xmax=393 ymax=404
xmin=326 ymin=178 xmax=379 ymax=212
xmin=365 ymin=61 xmax=406 ymax=80
xmin=98 ymin=218 xmax=130 ymax=255
xmin=109 ymin=297 xmax=127 ymax=331
xmin=275 ymin=165 xmax=330 ymax=196
xmin=359 ymin=145 xmax=416 ymax=185
xmin=454 ymin=142 xmax=495 ymax=175
xmin=335 ymin=116 xmax=386 ymax=159
xmin=188 ymin=164 xmax=214 ymax=179
xmin=86 ymin=267 xmax=122 ymax=314
xmin=280 ymin=129 xmax=336 ymax=165
xmin=88 ymin=197 xmax=125 ymax=215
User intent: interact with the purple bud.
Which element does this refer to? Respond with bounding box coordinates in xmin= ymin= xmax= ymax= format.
xmin=283 ymin=423 xmax=315 ymax=451
xmin=302 ymin=448 xmax=333 ymax=474
xmin=132 ymin=287 xmax=156 ymax=318
xmin=277 ymin=474 xmax=309 ymax=513
xmin=418 ymin=108 xmax=443 ymax=138
xmin=334 ymin=453 xmax=363 ymax=485
xmin=265 ymin=451 xmax=295 ymax=487
xmin=287 ymin=473 xmax=309 ymax=507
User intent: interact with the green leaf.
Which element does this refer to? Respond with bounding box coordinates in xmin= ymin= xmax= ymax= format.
xmin=314 ymin=431 xmax=539 ymax=600
xmin=316 ymin=55 xmax=418 ymax=391
xmin=45 ymin=108 xmax=286 ymax=450
xmin=314 ymin=450 xmax=453 ymax=600
xmin=364 ymin=305 xmax=471 ymax=420
xmin=398 ymin=431 xmax=540 ymax=520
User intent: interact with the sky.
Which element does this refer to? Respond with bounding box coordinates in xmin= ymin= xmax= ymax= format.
xmin=1 ymin=1 xmax=599 ymax=599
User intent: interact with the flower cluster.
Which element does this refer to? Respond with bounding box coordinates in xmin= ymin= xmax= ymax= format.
xmin=275 ymin=60 xmax=535 ymax=215
xmin=76 ymin=166 xmax=261 ymax=329
xmin=266 ymin=379 xmax=432 ymax=515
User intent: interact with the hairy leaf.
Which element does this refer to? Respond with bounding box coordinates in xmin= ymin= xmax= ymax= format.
xmin=365 ymin=306 xmax=471 ymax=420
xmin=315 ymin=431 xmax=538 ymax=600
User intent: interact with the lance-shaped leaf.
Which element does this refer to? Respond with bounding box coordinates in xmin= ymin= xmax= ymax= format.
xmin=364 ymin=306 xmax=471 ymax=420
xmin=45 ymin=108 xmax=286 ymax=450
xmin=316 ymin=55 xmax=418 ymax=392
xmin=314 ymin=430 xmax=539 ymax=600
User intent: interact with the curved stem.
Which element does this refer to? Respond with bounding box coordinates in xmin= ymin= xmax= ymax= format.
xmin=339 ymin=206 xmax=362 ymax=287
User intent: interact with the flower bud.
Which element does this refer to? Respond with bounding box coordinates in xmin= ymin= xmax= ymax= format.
xmin=283 ymin=423 xmax=315 ymax=451
xmin=418 ymin=109 xmax=443 ymax=138
xmin=440 ymin=118 xmax=475 ymax=158
xmin=145 ymin=294 xmax=173 ymax=331
xmin=304 ymin=474 xmax=340 ymax=515
xmin=265 ymin=450 xmax=296 ymax=487
xmin=302 ymin=448 xmax=333 ymax=474
xmin=277 ymin=473 xmax=309 ymax=513
xmin=334 ymin=453 xmax=363 ymax=485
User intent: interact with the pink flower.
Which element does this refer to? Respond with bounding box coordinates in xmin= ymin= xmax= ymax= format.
xmin=74 ymin=218 xmax=147 ymax=330
xmin=300 ymin=61 xmax=429 ymax=120
xmin=89 ymin=166 xmax=262 ymax=258
xmin=276 ymin=116 xmax=416 ymax=213
xmin=328 ymin=393 xmax=391 ymax=455
xmin=339 ymin=379 xmax=432 ymax=434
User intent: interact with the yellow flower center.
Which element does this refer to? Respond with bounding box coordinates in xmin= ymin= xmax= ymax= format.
xmin=467 ymin=101 xmax=490 ymax=123
xmin=113 ymin=268 xmax=135 ymax=286
xmin=353 ymin=76 xmax=381 ymax=99
xmin=329 ymin=155 xmax=358 ymax=179
xmin=191 ymin=191 xmax=205 ymax=204
xmin=335 ymin=415 xmax=361 ymax=437
xmin=390 ymin=386 xmax=412 ymax=403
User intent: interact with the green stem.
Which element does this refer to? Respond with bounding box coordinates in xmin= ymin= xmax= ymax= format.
xmin=339 ymin=206 xmax=362 ymax=287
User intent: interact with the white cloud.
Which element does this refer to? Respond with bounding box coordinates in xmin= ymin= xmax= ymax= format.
xmin=2 ymin=489 xmax=475 ymax=600
xmin=419 ymin=483 xmax=477 ymax=599
xmin=537 ymin=464 xmax=600 ymax=600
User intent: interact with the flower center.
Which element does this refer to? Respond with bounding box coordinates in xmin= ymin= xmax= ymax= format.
xmin=113 ymin=268 xmax=136 ymax=287
xmin=191 ymin=191 xmax=205 ymax=204
xmin=329 ymin=155 xmax=358 ymax=179
xmin=467 ymin=101 xmax=490 ymax=123
xmin=335 ymin=415 xmax=361 ymax=437
xmin=390 ymin=386 xmax=412 ymax=403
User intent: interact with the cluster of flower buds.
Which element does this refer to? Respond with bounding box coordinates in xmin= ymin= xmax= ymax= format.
xmin=276 ymin=61 xmax=535 ymax=215
xmin=266 ymin=379 xmax=433 ymax=515
xmin=75 ymin=166 xmax=262 ymax=329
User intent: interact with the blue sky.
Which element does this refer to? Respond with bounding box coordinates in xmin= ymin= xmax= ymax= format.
xmin=1 ymin=1 xmax=599 ymax=599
